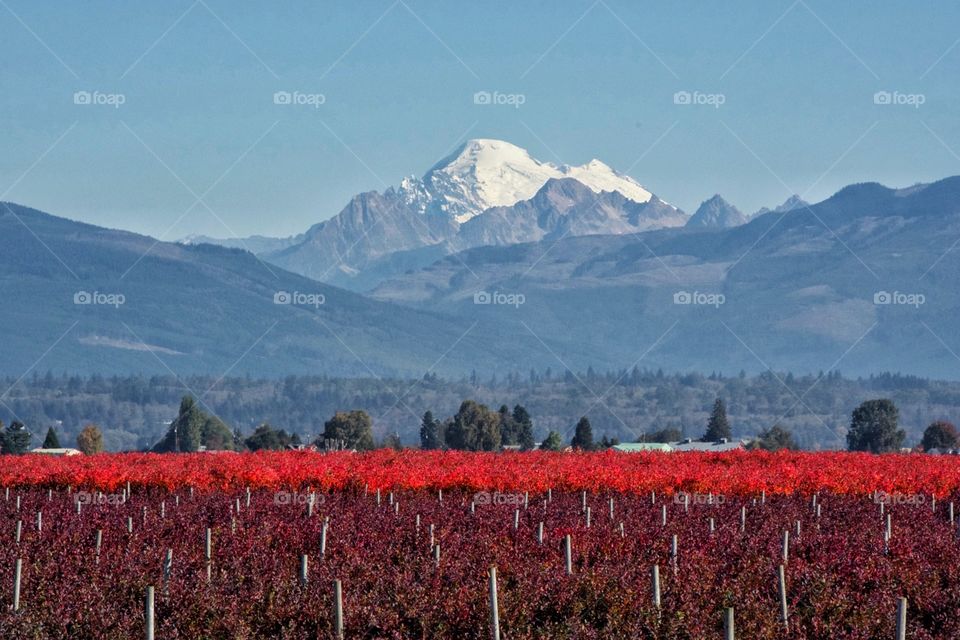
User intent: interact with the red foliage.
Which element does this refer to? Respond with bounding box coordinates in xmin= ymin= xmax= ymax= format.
xmin=3 ymin=450 xmax=960 ymax=496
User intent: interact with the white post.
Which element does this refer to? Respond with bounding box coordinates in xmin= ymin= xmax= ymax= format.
xmin=895 ymin=597 xmax=907 ymax=640
xmin=564 ymin=534 xmax=573 ymax=575
xmin=537 ymin=521 xmax=544 ymax=545
xmin=740 ymin=506 xmax=746 ymax=532
xmin=36 ymin=511 xmax=42 ymax=534
xmin=15 ymin=520 xmax=22 ymax=544
xmin=205 ymin=527 xmax=212 ymax=582
xmin=778 ymin=564 xmax=788 ymax=632
xmin=661 ymin=505 xmax=667 ymax=527
xmin=145 ymin=585 xmax=155 ymax=640
xmin=13 ymin=558 xmax=22 ymax=612
xmin=724 ymin=607 xmax=735 ymax=639
xmin=299 ymin=554 xmax=309 ymax=585
xmin=651 ymin=564 xmax=661 ymax=610
xmin=95 ymin=529 xmax=102 ymax=564
xmin=488 ymin=567 xmax=501 ymax=640
xmin=671 ymin=534 xmax=678 ymax=575
xmin=782 ymin=530 xmax=789 ymax=564
xmin=333 ymin=579 xmax=344 ymax=640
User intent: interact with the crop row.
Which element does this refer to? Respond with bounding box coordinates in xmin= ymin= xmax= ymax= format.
xmin=4 ymin=450 xmax=960 ymax=495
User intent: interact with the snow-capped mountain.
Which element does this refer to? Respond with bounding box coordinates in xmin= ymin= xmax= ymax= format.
xmin=416 ymin=139 xmax=655 ymax=223
xmin=195 ymin=139 xmax=682 ymax=290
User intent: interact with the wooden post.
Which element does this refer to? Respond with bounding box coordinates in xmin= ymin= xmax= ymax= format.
xmin=778 ymin=564 xmax=788 ymax=632
xmin=724 ymin=607 xmax=735 ymax=640
xmin=564 ymin=534 xmax=573 ymax=575
xmin=205 ymin=527 xmax=212 ymax=582
xmin=333 ymin=579 xmax=344 ymax=640
xmin=13 ymin=558 xmax=22 ymax=612
xmin=145 ymin=585 xmax=155 ymax=640
xmin=299 ymin=554 xmax=309 ymax=585
xmin=95 ymin=529 xmax=102 ymax=564
xmin=651 ymin=564 xmax=661 ymax=610
xmin=782 ymin=530 xmax=789 ymax=564
xmin=488 ymin=566 xmax=501 ymax=640
xmin=895 ymin=597 xmax=907 ymax=640
xmin=537 ymin=521 xmax=544 ymax=545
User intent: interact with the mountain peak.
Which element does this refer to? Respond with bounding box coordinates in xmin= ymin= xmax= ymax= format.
xmin=686 ymin=194 xmax=747 ymax=228
xmin=424 ymin=139 xmax=654 ymax=223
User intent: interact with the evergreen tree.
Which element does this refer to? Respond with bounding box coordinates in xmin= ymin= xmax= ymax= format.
xmin=76 ymin=424 xmax=104 ymax=455
xmin=42 ymin=426 xmax=61 ymax=449
xmin=317 ymin=410 xmax=375 ymax=451
xmin=153 ymin=396 xmax=235 ymax=453
xmin=571 ymin=416 xmax=594 ymax=450
xmin=444 ymin=400 xmax=501 ymax=451
xmin=0 ymin=421 xmax=32 ymax=455
xmin=540 ymin=430 xmax=563 ymax=451
xmin=512 ymin=405 xmax=535 ymax=450
xmin=703 ymin=399 xmax=732 ymax=441
xmin=498 ymin=405 xmax=518 ymax=445
xmin=419 ymin=411 xmax=442 ymax=450
xmin=847 ymin=399 xmax=904 ymax=453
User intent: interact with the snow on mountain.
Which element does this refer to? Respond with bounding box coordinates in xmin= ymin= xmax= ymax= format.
xmin=419 ymin=139 xmax=655 ymax=223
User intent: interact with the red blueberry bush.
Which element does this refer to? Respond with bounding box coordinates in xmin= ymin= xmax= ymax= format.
xmin=1 ymin=451 xmax=959 ymax=638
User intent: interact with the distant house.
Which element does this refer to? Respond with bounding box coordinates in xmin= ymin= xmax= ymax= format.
xmin=30 ymin=447 xmax=82 ymax=457
xmin=669 ymin=438 xmax=749 ymax=452
xmin=613 ymin=442 xmax=673 ymax=453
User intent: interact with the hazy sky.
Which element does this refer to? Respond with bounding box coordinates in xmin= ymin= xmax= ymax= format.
xmin=2 ymin=1 xmax=958 ymax=239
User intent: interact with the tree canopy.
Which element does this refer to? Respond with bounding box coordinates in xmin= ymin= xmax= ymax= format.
xmin=847 ymin=399 xmax=904 ymax=453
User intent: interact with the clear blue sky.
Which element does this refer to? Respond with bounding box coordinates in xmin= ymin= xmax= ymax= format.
xmin=1 ymin=0 xmax=958 ymax=238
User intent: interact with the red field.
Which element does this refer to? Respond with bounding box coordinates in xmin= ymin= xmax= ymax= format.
xmin=2 ymin=451 xmax=959 ymax=638
xmin=3 ymin=450 xmax=960 ymax=495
